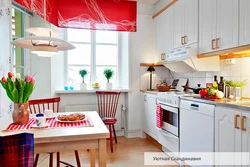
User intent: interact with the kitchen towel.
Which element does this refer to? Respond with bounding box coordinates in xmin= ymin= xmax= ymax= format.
xmin=156 ymin=104 xmax=163 ymax=128
xmin=6 ymin=117 xmax=93 ymax=130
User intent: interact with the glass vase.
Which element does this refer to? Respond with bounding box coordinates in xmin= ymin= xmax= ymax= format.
xmin=12 ymin=103 xmax=29 ymax=124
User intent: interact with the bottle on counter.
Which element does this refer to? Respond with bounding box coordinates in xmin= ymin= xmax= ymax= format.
xmin=213 ymin=75 xmax=218 ymax=90
xmin=218 ymin=76 xmax=224 ymax=92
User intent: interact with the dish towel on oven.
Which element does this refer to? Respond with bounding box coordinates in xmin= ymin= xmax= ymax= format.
xmin=156 ymin=104 xmax=163 ymax=128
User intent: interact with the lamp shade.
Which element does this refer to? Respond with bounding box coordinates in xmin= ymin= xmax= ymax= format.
xmin=31 ymin=45 xmax=58 ymax=57
xmin=147 ymin=66 xmax=155 ymax=72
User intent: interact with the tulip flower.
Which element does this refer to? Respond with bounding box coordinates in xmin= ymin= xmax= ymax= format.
xmin=31 ymin=77 xmax=35 ymax=83
xmin=8 ymin=72 xmax=13 ymax=78
xmin=1 ymin=77 xmax=6 ymax=83
xmin=26 ymin=76 xmax=32 ymax=82
xmin=16 ymin=73 xmax=21 ymax=79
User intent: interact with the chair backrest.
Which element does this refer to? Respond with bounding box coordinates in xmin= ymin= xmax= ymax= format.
xmin=96 ymin=91 xmax=121 ymax=118
xmin=28 ymin=97 xmax=60 ymax=114
xmin=0 ymin=133 xmax=34 ymax=167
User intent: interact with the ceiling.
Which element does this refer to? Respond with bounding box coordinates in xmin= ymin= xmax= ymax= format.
xmin=136 ymin=0 xmax=159 ymax=5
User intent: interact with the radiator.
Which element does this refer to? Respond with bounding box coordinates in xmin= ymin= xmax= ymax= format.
xmin=64 ymin=104 xmax=123 ymax=130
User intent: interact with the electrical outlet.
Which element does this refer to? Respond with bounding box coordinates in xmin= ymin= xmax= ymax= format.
xmin=226 ymin=58 xmax=236 ymax=65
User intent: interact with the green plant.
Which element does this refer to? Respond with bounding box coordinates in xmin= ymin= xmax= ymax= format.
xmin=0 ymin=72 xmax=35 ymax=103
xmin=79 ymin=69 xmax=88 ymax=83
xmin=103 ymin=69 xmax=114 ymax=83
xmin=224 ymin=79 xmax=247 ymax=87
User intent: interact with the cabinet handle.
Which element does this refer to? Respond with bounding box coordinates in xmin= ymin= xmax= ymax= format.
xmin=234 ymin=114 xmax=240 ymax=129
xmin=181 ymin=36 xmax=184 ymax=45
xmin=161 ymin=53 xmax=166 ymax=60
xmin=241 ymin=116 xmax=247 ymax=131
xmin=184 ymin=36 xmax=187 ymax=44
xmin=144 ymin=95 xmax=147 ymax=102
xmin=216 ymin=38 xmax=220 ymax=49
xmin=212 ymin=39 xmax=216 ymax=50
xmin=156 ymin=98 xmax=158 ymax=105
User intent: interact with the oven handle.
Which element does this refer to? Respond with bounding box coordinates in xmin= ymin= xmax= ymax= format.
xmin=160 ymin=129 xmax=178 ymax=139
xmin=161 ymin=105 xmax=179 ymax=114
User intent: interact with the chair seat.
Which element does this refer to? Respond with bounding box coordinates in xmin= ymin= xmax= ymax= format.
xmin=101 ymin=117 xmax=117 ymax=124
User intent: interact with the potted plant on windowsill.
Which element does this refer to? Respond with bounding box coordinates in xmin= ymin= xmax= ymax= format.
xmin=79 ymin=69 xmax=88 ymax=90
xmin=103 ymin=68 xmax=114 ymax=89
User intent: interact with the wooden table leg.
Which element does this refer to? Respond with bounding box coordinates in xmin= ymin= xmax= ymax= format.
xmin=90 ymin=149 xmax=95 ymax=167
xmin=98 ymin=139 xmax=106 ymax=167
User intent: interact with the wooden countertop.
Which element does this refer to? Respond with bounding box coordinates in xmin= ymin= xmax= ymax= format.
xmin=140 ymin=90 xmax=159 ymax=94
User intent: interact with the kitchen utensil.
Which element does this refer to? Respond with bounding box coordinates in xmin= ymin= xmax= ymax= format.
xmin=182 ymin=84 xmax=205 ymax=94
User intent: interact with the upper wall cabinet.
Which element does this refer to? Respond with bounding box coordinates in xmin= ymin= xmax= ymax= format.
xmin=199 ymin=0 xmax=239 ymax=54
xmin=155 ymin=6 xmax=173 ymax=62
xmin=173 ymin=0 xmax=198 ymax=49
xmin=239 ymin=0 xmax=250 ymax=46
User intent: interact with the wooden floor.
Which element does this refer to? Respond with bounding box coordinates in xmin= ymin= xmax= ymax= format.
xmin=37 ymin=137 xmax=171 ymax=167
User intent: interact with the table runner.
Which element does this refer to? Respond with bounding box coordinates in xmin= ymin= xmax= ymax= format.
xmin=6 ymin=117 xmax=93 ymax=130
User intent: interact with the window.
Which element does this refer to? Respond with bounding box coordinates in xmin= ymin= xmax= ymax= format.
xmin=11 ymin=8 xmax=29 ymax=76
xmin=67 ymin=29 xmax=120 ymax=88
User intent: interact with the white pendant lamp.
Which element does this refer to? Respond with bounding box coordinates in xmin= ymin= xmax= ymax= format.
xmin=11 ymin=0 xmax=75 ymax=57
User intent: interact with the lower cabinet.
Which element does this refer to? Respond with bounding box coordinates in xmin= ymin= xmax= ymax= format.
xmin=141 ymin=93 xmax=157 ymax=140
xmin=215 ymin=106 xmax=250 ymax=166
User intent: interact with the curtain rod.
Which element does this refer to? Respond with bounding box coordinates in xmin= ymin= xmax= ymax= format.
xmin=12 ymin=1 xmax=33 ymax=17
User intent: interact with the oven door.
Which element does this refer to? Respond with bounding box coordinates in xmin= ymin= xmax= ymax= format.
xmin=161 ymin=104 xmax=179 ymax=137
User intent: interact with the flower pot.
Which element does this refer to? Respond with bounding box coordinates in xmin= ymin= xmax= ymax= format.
xmin=106 ymin=83 xmax=112 ymax=89
xmin=80 ymin=83 xmax=87 ymax=90
xmin=12 ymin=103 xmax=29 ymax=124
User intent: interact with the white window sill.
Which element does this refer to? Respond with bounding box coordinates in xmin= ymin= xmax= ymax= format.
xmin=55 ymin=88 xmax=132 ymax=94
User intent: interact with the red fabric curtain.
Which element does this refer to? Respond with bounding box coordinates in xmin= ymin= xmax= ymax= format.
xmin=14 ymin=0 xmax=137 ymax=32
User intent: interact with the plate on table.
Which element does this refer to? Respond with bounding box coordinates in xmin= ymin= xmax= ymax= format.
xmin=55 ymin=113 xmax=87 ymax=123
xmin=92 ymin=86 xmax=100 ymax=89
xmin=31 ymin=123 xmax=49 ymax=129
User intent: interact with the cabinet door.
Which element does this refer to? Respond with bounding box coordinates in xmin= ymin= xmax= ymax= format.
xmin=216 ymin=0 xmax=239 ymax=50
xmin=141 ymin=93 xmax=148 ymax=133
xmin=155 ymin=7 xmax=173 ymax=62
xmin=199 ymin=0 xmax=217 ymax=54
xmin=215 ymin=107 xmax=241 ymax=153
xmin=239 ymin=0 xmax=250 ymax=46
xmin=146 ymin=94 xmax=157 ymax=140
xmin=184 ymin=0 xmax=198 ymax=45
xmin=173 ymin=0 xmax=185 ymax=49
xmin=241 ymin=112 xmax=250 ymax=166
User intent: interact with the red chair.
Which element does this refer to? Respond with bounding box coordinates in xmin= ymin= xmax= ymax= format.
xmin=0 ymin=133 xmax=34 ymax=167
xmin=96 ymin=91 xmax=121 ymax=153
xmin=28 ymin=97 xmax=81 ymax=167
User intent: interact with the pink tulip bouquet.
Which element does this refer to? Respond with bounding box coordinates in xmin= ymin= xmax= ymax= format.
xmin=0 ymin=72 xmax=35 ymax=103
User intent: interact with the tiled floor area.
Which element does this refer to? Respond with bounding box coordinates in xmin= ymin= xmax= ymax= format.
xmin=37 ymin=137 xmax=169 ymax=167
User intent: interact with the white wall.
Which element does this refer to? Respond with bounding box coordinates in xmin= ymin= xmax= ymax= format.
xmin=30 ymin=15 xmax=65 ymax=99
xmin=0 ymin=0 xmax=13 ymax=129
xmin=126 ymin=3 xmax=155 ymax=137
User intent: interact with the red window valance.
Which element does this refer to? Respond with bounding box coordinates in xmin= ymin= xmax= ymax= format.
xmin=14 ymin=0 xmax=137 ymax=32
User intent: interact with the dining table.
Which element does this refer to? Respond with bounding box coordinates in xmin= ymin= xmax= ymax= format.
xmin=0 ymin=111 xmax=110 ymax=167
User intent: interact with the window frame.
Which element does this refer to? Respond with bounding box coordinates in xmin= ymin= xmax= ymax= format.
xmin=65 ymin=30 xmax=121 ymax=87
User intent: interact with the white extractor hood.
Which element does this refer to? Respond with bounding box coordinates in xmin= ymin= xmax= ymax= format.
xmin=163 ymin=45 xmax=220 ymax=73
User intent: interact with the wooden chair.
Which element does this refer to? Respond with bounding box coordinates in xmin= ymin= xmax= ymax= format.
xmin=96 ymin=91 xmax=121 ymax=153
xmin=0 ymin=133 xmax=34 ymax=167
xmin=28 ymin=97 xmax=81 ymax=167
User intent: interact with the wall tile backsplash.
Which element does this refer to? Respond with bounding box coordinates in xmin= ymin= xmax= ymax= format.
xmin=140 ymin=57 xmax=250 ymax=97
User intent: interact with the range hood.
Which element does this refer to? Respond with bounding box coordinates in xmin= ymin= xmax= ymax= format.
xmin=163 ymin=45 xmax=220 ymax=73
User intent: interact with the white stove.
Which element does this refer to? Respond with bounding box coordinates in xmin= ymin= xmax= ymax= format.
xmin=157 ymin=91 xmax=185 ymax=108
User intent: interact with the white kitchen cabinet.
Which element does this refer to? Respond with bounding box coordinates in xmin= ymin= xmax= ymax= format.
xmin=141 ymin=93 xmax=157 ymax=140
xmin=199 ymin=0 xmax=216 ymax=54
xmin=216 ymin=0 xmax=239 ymax=50
xmin=215 ymin=106 xmax=250 ymax=166
xmin=173 ymin=0 xmax=198 ymax=49
xmin=199 ymin=0 xmax=239 ymax=54
xmin=215 ymin=107 xmax=241 ymax=153
xmin=155 ymin=6 xmax=173 ymax=62
xmin=239 ymin=0 xmax=250 ymax=46
xmin=173 ymin=0 xmax=185 ymax=49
